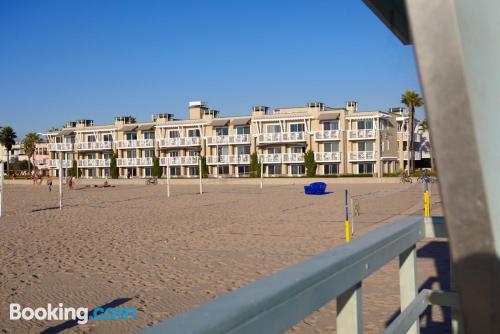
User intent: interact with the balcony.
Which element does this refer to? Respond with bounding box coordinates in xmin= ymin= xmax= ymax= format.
xmin=259 ymin=154 xmax=283 ymax=163
xmin=116 ymin=157 xmax=153 ymax=167
xmin=77 ymin=159 xmax=110 ymax=168
xmin=115 ymin=139 xmax=154 ymax=149
xmin=349 ymin=151 xmax=377 ymax=161
xmin=257 ymin=132 xmax=307 ymax=144
xmin=282 ymin=153 xmax=305 ymax=163
xmin=158 ymin=137 xmax=201 ymax=148
xmin=47 ymin=143 xmax=74 ymax=151
xmin=314 ymin=130 xmax=341 ymax=141
xmin=48 ymin=159 xmax=72 ymax=168
xmin=159 ymin=156 xmax=199 ymax=166
xmin=76 ymin=141 xmax=113 ymax=151
xmin=404 ymin=151 xmax=422 ymax=161
xmin=315 ymin=152 xmax=342 ymax=162
xmin=205 ymin=154 xmax=250 ymax=165
xmin=206 ymin=134 xmax=251 ymax=146
xmin=347 ymin=129 xmax=376 ymax=140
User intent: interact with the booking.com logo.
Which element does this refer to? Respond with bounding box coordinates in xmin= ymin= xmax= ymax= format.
xmin=10 ymin=303 xmax=136 ymax=324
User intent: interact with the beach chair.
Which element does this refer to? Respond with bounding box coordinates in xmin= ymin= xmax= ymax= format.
xmin=304 ymin=182 xmax=327 ymax=195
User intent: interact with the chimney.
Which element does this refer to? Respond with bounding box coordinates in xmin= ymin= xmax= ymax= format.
xmin=346 ymin=101 xmax=358 ymax=112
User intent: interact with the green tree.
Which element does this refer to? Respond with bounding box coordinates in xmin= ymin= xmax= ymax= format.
xmin=249 ymin=152 xmax=261 ymax=178
xmin=304 ymin=149 xmax=317 ymax=177
xmin=71 ymin=160 xmax=78 ymax=177
xmin=23 ymin=132 xmax=40 ymax=178
xmin=0 ymin=126 xmax=18 ymax=176
xmin=152 ymin=156 xmax=162 ymax=177
xmin=199 ymin=155 xmax=209 ymax=178
xmin=401 ymin=90 xmax=424 ymax=174
xmin=110 ymin=153 xmax=119 ymax=179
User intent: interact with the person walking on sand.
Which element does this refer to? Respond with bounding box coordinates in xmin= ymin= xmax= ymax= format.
xmin=47 ymin=176 xmax=53 ymax=192
xmin=67 ymin=176 xmax=73 ymax=190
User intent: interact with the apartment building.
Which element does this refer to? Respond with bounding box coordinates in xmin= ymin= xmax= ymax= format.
xmin=44 ymin=100 xmax=413 ymax=178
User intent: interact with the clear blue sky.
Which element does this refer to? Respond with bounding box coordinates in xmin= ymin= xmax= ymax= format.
xmin=0 ymin=0 xmax=423 ymax=138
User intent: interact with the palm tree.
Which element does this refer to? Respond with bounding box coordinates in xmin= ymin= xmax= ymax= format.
xmin=23 ymin=132 xmax=41 ymax=178
xmin=401 ymin=91 xmax=424 ymax=174
xmin=0 ymin=126 xmax=17 ymax=176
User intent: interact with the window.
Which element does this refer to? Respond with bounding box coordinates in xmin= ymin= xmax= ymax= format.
xmin=215 ymin=127 xmax=228 ymax=136
xmin=268 ymin=147 xmax=281 ymax=154
xmin=143 ymin=131 xmax=155 ymax=140
xmin=237 ymin=165 xmax=249 ymax=176
xmin=89 ymin=168 xmax=97 ymax=177
xmin=217 ymin=165 xmax=229 ymax=175
xmin=87 ymin=153 xmax=96 ymax=160
xmin=324 ymin=142 xmax=339 ymax=152
xmin=236 ymin=126 xmax=250 ymax=135
xmin=125 ymin=133 xmax=136 ymax=140
xmin=291 ymin=146 xmax=305 ymax=153
xmin=67 ymin=136 xmax=76 ymax=143
xmin=188 ymin=129 xmax=200 ymax=137
xmin=289 ymin=123 xmax=305 ymax=132
xmin=217 ymin=146 xmax=229 ymax=156
xmin=357 ymin=119 xmax=373 ymax=130
xmin=144 ymin=149 xmax=154 ymax=158
xmin=324 ymin=164 xmax=339 ymax=175
xmin=323 ymin=121 xmax=339 ymax=131
xmin=127 ymin=150 xmax=136 ymax=158
xmin=358 ymin=163 xmax=374 ymax=174
xmin=188 ymin=166 xmax=199 ymax=176
xmin=103 ymin=153 xmax=113 ymax=160
xmin=187 ymin=150 xmax=199 ymax=156
xmin=266 ymin=124 xmax=281 ymax=133
xmin=55 ymin=137 xmax=62 ymax=143
xmin=103 ymin=168 xmax=110 ymax=177
xmin=291 ymin=164 xmax=305 ymax=175
xmin=87 ymin=135 xmax=96 ymax=142
xmin=169 ymin=151 xmax=180 ymax=157
xmin=267 ymin=164 xmax=281 ymax=176
xmin=144 ymin=167 xmax=152 ymax=177
xmin=237 ymin=146 xmax=250 ymax=155
xmin=169 ymin=130 xmax=180 ymax=138
xmin=170 ymin=167 xmax=181 ymax=176
xmin=358 ymin=141 xmax=374 ymax=151
xmin=103 ymin=134 xmax=113 ymax=142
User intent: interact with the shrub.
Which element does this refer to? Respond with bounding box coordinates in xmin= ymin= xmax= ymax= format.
xmin=152 ymin=156 xmax=162 ymax=177
xmin=199 ymin=156 xmax=209 ymax=178
xmin=249 ymin=152 xmax=261 ymax=178
xmin=110 ymin=154 xmax=119 ymax=179
xmin=304 ymin=150 xmax=316 ymax=177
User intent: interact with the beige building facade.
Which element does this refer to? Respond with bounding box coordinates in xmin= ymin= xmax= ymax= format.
xmin=45 ymin=101 xmax=415 ymax=178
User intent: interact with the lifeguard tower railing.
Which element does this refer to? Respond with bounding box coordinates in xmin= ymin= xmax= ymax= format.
xmin=140 ymin=216 xmax=459 ymax=334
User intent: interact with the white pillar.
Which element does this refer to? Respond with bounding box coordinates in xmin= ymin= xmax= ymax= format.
xmin=399 ymin=245 xmax=419 ymax=334
xmin=166 ymin=157 xmax=170 ymax=198
xmin=58 ymin=156 xmax=63 ymax=210
xmin=198 ymin=158 xmax=203 ymax=195
xmin=260 ymin=159 xmax=263 ymax=189
xmin=336 ymin=283 xmax=363 ymax=334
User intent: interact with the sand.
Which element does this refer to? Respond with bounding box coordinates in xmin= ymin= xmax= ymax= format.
xmin=0 ymin=180 xmax=447 ymax=333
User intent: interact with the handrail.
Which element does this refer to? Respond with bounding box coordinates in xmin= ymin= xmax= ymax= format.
xmin=140 ymin=216 xmax=450 ymax=334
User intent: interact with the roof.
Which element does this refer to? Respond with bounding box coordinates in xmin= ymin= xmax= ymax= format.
xmin=137 ymin=123 xmax=155 ymax=131
xmin=252 ymin=112 xmax=312 ymax=122
xmin=317 ymin=112 xmax=340 ymax=121
xmin=58 ymin=129 xmax=75 ymax=136
xmin=155 ymin=119 xmax=206 ymax=128
xmin=230 ymin=117 xmax=251 ymax=126
xmin=119 ymin=124 xmax=138 ymax=132
xmin=363 ymin=0 xmax=410 ymax=45
xmin=211 ymin=119 xmax=230 ymax=127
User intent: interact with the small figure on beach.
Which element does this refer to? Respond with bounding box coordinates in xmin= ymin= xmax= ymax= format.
xmin=67 ymin=176 xmax=73 ymax=190
xmin=47 ymin=176 xmax=53 ymax=192
xmin=32 ymin=172 xmax=38 ymax=184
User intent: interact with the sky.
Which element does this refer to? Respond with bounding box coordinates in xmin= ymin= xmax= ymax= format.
xmin=0 ymin=0 xmax=423 ymax=138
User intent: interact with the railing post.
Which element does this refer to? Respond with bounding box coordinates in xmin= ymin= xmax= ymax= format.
xmin=399 ymin=245 xmax=419 ymax=334
xmin=450 ymin=262 xmax=465 ymax=334
xmin=336 ymin=282 xmax=363 ymax=333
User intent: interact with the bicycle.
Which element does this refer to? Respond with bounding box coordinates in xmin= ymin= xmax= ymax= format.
xmin=400 ymin=173 xmax=413 ymax=184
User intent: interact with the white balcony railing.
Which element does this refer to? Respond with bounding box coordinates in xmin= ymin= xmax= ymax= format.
xmin=257 ymin=132 xmax=306 ymax=144
xmin=48 ymin=159 xmax=72 ymax=168
xmin=158 ymin=137 xmax=201 ymax=148
xmin=205 ymin=154 xmax=250 ymax=165
xmin=115 ymin=139 xmax=154 ymax=149
xmin=206 ymin=134 xmax=251 ymax=145
xmin=47 ymin=143 xmax=74 ymax=151
xmin=159 ymin=156 xmax=199 ymax=166
xmin=77 ymin=159 xmax=110 ymax=168
xmin=314 ymin=130 xmax=341 ymax=141
xmin=282 ymin=153 xmax=305 ymax=163
xmin=404 ymin=151 xmax=422 ymax=161
xmin=259 ymin=154 xmax=283 ymax=163
xmin=347 ymin=129 xmax=376 ymax=140
xmin=76 ymin=141 xmax=113 ymax=151
xmin=116 ymin=157 xmax=153 ymax=167
xmin=314 ymin=152 xmax=342 ymax=162
xmin=349 ymin=151 xmax=377 ymax=161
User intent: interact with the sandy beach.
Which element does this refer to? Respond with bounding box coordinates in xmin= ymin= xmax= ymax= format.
xmin=0 ymin=180 xmax=446 ymax=333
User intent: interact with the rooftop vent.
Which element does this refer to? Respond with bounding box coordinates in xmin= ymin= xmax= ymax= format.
xmin=307 ymin=102 xmax=325 ymax=109
xmin=189 ymin=101 xmax=208 ymax=108
xmin=346 ymin=101 xmax=358 ymax=111
xmin=389 ymin=107 xmax=405 ymax=114
xmin=252 ymin=106 xmax=270 ymax=114
xmin=77 ymin=119 xmax=94 ymax=127
xmin=152 ymin=113 xmax=174 ymax=122
xmin=204 ymin=109 xmax=220 ymax=117
xmin=65 ymin=121 xmax=77 ymax=128
xmin=114 ymin=116 xmax=136 ymax=124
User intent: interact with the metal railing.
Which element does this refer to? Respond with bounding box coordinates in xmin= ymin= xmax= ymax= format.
xmin=158 ymin=137 xmax=201 ymax=148
xmin=206 ymin=134 xmax=251 ymax=145
xmin=259 ymin=153 xmax=283 ymax=163
xmin=159 ymin=156 xmax=199 ymax=166
xmin=76 ymin=141 xmax=113 ymax=151
xmin=48 ymin=159 xmax=72 ymax=168
xmin=315 ymin=151 xmax=342 ymax=162
xmin=314 ymin=130 xmax=341 ymax=141
xmin=115 ymin=139 xmax=154 ymax=149
xmin=349 ymin=151 xmax=377 ymax=161
xmin=77 ymin=159 xmax=110 ymax=168
xmin=282 ymin=153 xmax=304 ymax=163
xmin=347 ymin=129 xmax=376 ymax=140
xmin=47 ymin=143 xmax=74 ymax=151
xmin=140 ymin=216 xmax=457 ymax=334
xmin=257 ymin=131 xmax=307 ymax=144
xmin=206 ymin=155 xmax=250 ymax=165
xmin=116 ymin=157 xmax=153 ymax=167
